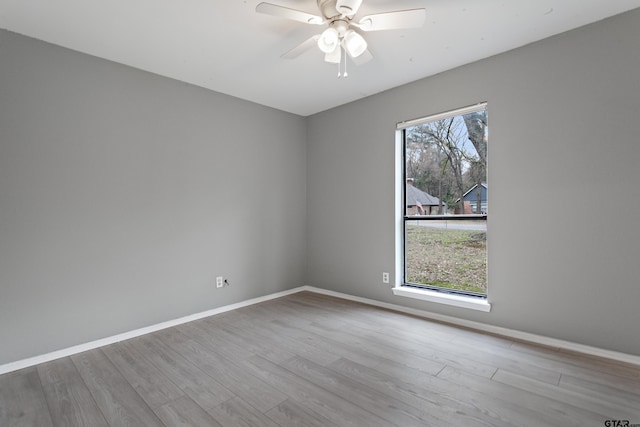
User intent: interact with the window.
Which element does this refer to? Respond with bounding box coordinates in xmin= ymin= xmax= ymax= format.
xmin=395 ymin=104 xmax=488 ymax=304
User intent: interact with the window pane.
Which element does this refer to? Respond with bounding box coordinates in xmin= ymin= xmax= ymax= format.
xmin=403 ymin=107 xmax=488 ymax=296
xmin=405 ymin=220 xmax=487 ymax=295
xmin=405 ymin=110 xmax=487 ymax=216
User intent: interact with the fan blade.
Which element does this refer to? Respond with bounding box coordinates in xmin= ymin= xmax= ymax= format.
xmin=282 ymin=35 xmax=321 ymax=59
xmin=356 ymin=9 xmax=426 ymax=31
xmin=350 ymin=48 xmax=373 ymax=65
xmin=256 ymin=2 xmax=324 ymax=25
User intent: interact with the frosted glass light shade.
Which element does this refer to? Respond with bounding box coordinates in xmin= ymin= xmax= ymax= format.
xmin=324 ymin=45 xmax=341 ymax=63
xmin=317 ymin=28 xmax=339 ymax=53
xmin=344 ymin=30 xmax=367 ymax=58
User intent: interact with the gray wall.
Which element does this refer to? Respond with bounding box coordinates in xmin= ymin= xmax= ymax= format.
xmin=2 ymin=8 xmax=640 ymax=367
xmin=307 ymin=9 xmax=640 ymax=356
xmin=0 ymin=30 xmax=307 ymax=365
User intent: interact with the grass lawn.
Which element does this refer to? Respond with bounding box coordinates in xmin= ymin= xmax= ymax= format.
xmin=406 ymin=224 xmax=487 ymax=294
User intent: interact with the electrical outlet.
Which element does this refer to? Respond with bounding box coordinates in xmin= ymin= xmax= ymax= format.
xmin=382 ymin=272 xmax=389 ymax=284
xmin=216 ymin=276 xmax=224 ymax=288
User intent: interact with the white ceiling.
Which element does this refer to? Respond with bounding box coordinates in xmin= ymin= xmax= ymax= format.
xmin=1 ymin=0 xmax=639 ymax=116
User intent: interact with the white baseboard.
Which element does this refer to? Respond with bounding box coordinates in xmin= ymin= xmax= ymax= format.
xmin=302 ymin=286 xmax=640 ymax=367
xmin=2 ymin=285 xmax=638 ymax=375
xmin=0 ymin=286 xmax=306 ymax=375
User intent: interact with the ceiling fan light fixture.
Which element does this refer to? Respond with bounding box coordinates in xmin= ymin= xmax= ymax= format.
xmin=324 ymin=45 xmax=341 ymax=64
xmin=344 ymin=30 xmax=367 ymax=58
xmin=317 ymin=27 xmax=340 ymax=53
xmin=336 ymin=0 xmax=363 ymax=16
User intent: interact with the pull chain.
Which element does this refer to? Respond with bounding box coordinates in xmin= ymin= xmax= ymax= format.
xmin=343 ymin=48 xmax=348 ymax=78
xmin=337 ymin=46 xmax=349 ymax=78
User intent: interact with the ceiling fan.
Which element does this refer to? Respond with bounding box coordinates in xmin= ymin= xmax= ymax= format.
xmin=256 ymin=0 xmax=426 ymax=72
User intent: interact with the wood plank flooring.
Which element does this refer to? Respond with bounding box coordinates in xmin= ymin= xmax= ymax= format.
xmin=1 ymin=291 xmax=639 ymax=426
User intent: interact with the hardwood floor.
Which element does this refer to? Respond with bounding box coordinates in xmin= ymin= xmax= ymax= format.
xmin=1 ymin=291 xmax=639 ymax=426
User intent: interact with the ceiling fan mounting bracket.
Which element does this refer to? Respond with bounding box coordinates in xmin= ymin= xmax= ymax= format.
xmin=317 ymin=0 xmax=341 ymax=20
xmin=328 ymin=19 xmax=350 ymax=37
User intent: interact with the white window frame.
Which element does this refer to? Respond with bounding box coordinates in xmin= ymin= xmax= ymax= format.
xmin=393 ymin=103 xmax=491 ymax=312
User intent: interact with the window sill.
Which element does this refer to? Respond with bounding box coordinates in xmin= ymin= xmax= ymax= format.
xmin=392 ymin=285 xmax=491 ymax=312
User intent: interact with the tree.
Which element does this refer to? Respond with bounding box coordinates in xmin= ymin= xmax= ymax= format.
xmin=405 ymin=110 xmax=487 ymax=215
xmin=462 ymin=111 xmax=488 ymax=214
xmin=409 ymin=118 xmax=468 ymax=212
xmin=462 ymin=111 xmax=487 ymax=166
xmin=406 ymin=133 xmax=450 ymax=208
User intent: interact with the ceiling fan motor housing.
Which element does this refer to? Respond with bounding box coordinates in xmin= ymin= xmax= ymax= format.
xmin=336 ymin=0 xmax=363 ymax=16
xmin=318 ymin=0 xmax=361 ymax=19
